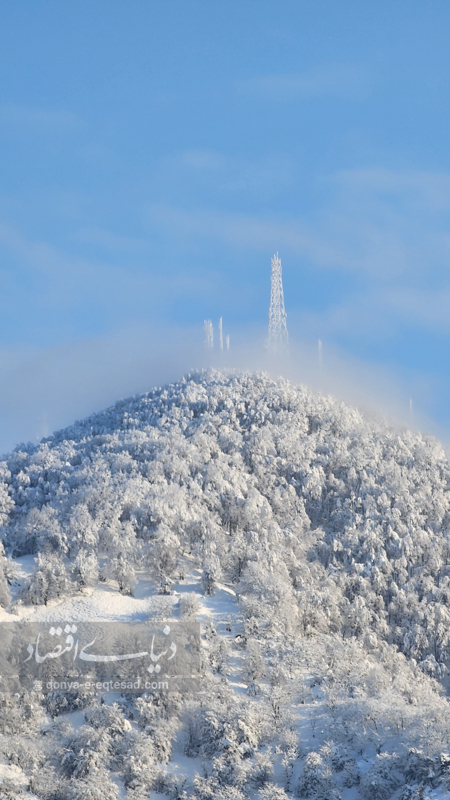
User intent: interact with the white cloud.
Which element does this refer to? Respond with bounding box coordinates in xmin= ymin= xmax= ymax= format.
xmin=147 ymin=162 xmax=450 ymax=289
xmin=180 ymin=150 xmax=225 ymax=170
xmin=73 ymin=227 xmax=149 ymax=254
xmin=294 ymin=296 xmax=397 ymax=342
xmin=147 ymin=203 xmax=348 ymax=269
xmin=0 ymin=220 xmax=222 ymax=314
xmin=0 ymin=104 xmax=86 ymax=134
xmin=382 ymin=286 xmax=450 ymax=331
xmin=147 ymin=202 xmax=412 ymax=279
xmin=239 ymin=63 xmax=368 ymax=101
xmin=160 ymin=149 xmax=294 ymax=197
xmin=77 ymin=142 xmax=116 ymax=167
xmin=335 ymin=168 xmax=450 ymax=211
xmin=0 ymin=221 xmax=122 ymax=303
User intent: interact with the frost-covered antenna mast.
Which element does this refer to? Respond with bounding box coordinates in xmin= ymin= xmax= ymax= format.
xmin=219 ymin=317 xmax=223 ymax=352
xmin=268 ymin=253 xmax=288 ymax=351
xmin=204 ymin=320 xmax=213 ymax=350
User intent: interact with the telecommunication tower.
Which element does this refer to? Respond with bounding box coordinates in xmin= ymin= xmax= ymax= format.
xmin=268 ymin=253 xmax=288 ymax=352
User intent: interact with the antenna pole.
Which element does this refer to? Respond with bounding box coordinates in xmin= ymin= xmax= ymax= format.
xmin=204 ymin=320 xmax=214 ymax=350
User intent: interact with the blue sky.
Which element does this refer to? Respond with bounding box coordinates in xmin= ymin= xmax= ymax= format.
xmin=1 ymin=1 xmax=450 ymax=451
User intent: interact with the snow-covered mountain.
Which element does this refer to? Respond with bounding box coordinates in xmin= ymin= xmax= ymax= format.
xmin=1 ymin=369 xmax=450 ymax=799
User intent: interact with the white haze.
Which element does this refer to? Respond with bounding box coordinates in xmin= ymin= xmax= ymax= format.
xmin=0 ymin=321 xmax=442 ymax=456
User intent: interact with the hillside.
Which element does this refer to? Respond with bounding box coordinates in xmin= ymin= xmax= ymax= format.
xmin=1 ymin=369 xmax=450 ymax=800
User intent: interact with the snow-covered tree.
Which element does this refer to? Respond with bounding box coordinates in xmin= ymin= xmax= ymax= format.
xmin=72 ymin=549 xmax=99 ymax=588
xmin=201 ymin=554 xmax=222 ymax=596
xmin=20 ymin=551 xmax=71 ymax=605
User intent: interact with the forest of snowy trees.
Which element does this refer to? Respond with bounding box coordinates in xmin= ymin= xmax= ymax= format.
xmin=1 ymin=369 xmax=450 ymax=798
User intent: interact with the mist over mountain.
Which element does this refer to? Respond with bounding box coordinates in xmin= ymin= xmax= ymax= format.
xmin=1 ymin=369 xmax=450 ymax=799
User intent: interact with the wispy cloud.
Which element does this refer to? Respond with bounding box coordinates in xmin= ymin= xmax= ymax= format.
xmin=147 ymin=161 xmax=450 ymax=283
xmin=0 ymin=221 xmax=113 ymax=300
xmin=238 ymin=63 xmax=368 ymax=101
xmin=0 ymin=104 xmax=86 ymax=134
xmin=148 ymin=204 xmax=345 ymax=266
xmin=77 ymin=142 xmax=116 ymax=167
xmin=382 ymin=286 xmax=450 ymax=331
xmin=291 ymin=280 xmax=450 ymax=345
xmin=0 ymin=219 xmax=226 ymax=321
xmin=160 ymin=149 xmax=294 ymax=197
xmin=180 ymin=150 xmax=225 ymax=170
xmin=329 ymin=168 xmax=450 ymax=280
xmin=73 ymin=227 xmax=149 ymax=255
xmin=335 ymin=168 xmax=450 ymax=211
xmin=147 ymin=202 xmax=408 ymax=278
